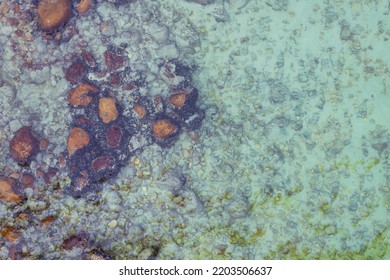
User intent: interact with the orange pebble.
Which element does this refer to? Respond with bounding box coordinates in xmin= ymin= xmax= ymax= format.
xmin=0 ymin=178 xmax=21 ymax=204
xmin=0 ymin=227 xmax=21 ymax=243
xmin=40 ymin=215 xmax=56 ymax=227
xmin=37 ymin=0 xmax=71 ymax=32
xmin=77 ymin=0 xmax=92 ymax=15
xmin=18 ymin=213 xmax=29 ymax=220
xmin=152 ymin=119 xmax=178 ymax=140
xmin=9 ymin=126 xmax=39 ymax=165
xmin=67 ymin=127 xmax=90 ymax=157
xmin=98 ymin=97 xmax=118 ymax=124
xmin=67 ymin=83 xmax=97 ymax=107
xmin=168 ymin=91 xmax=188 ymax=108
xmin=133 ymin=105 xmax=147 ymax=118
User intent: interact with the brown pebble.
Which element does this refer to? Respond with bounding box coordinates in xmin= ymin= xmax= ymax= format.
xmin=77 ymin=0 xmax=92 ymax=15
xmin=9 ymin=172 xmax=20 ymax=180
xmin=65 ymin=60 xmax=88 ymax=84
xmin=99 ymin=97 xmax=118 ymax=124
xmin=40 ymin=215 xmax=56 ymax=227
xmin=36 ymin=168 xmax=45 ymax=178
xmin=0 ymin=178 xmax=21 ymax=204
xmin=10 ymin=126 xmax=39 ymax=165
xmin=21 ymin=173 xmax=35 ymax=187
xmin=67 ymin=83 xmax=97 ymax=107
xmin=104 ymin=49 xmax=124 ymax=71
xmin=44 ymin=168 xmax=58 ymax=184
xmin=37 ymin=0 xmax=71 ymax=32
xmin=81 ymin=50 xmax=97 ymax=68
xmin=106 ymin=125 xmax=123 ymax=148
xmin=152 ymin=119 xmax=178 ymax=140
xmin=39 ymin=138 xmax=50 ymax=150
xmin=169 ymin=91 xmax=189 ymax=108
xmin=63 ymin=233 xmax=88 ymax=250
xmin=67 ymin=127 xmax=90 ymax=157
xmin=92 ymin=156 xmax=115 ymax=172
xmin=133 ymin=105 xmax=147 ymax=118
xmin=0 ymin=227 xmax=21 ymax=243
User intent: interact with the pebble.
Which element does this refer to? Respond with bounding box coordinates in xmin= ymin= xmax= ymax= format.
xmin=67 ymin=83 xmax=97 ymax=107
xmin=0 ymin=227 xmax=21 ymax=243
xmin=0 ymin=178 xmax=21 ymax=204
xmin=67 ymin=127 xmax=90 ymax=157
xmin=99 ymin=97 xmax=119 ymax=124
xmin=152 ymin=119 xmax=178 ymax=140
xmin=9 ymin=126 xmax=40 ymax=165
xmin=77 ymin=0 xmax=93 ymax=16
xmin=37 ymin=0 xmax=71 ymax=32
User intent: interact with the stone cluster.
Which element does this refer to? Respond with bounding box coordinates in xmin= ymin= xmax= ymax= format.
xmin=64 ymin=50 xmax=204 ymax=197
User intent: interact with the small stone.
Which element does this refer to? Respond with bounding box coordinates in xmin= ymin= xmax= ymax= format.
xmin=67 ymin=83 xmax=97 ymax=107
xmin=108 ymin=220 xmax=117 ymax=228
xmin=44 ymin=167 xmax=58 ymax=184
xmin=152 ymin=119 xmax=178 ymax=140
xmin=39 ymin=138 xmax=50 ymax=150
xmin=99 ymin=97 xmax=119 ymax=124
xmin=67 ymin=127 xmax=90 ymax=157
xmin=133 ymin=104 xmax=147 ymax=118
xmin=21 ymin=173 xmax=35 ymax=187
xmin=37 ymin=0 xmax=71 ymax=32
xmin=92 ymin=156 xmax=115 ymax=172
xmin=104 ymin=49 xmax=124 ymax=71
xmin=0 ymin=227 xmax=21 ymax=243
xmin=28 ymin=200 xmax=48 ymax=212
xmin=9 ymin=119 xmax=22 ymax=132
xmin=340 ymin=26 xmax=351 ymax=41
xmin=40 ymin=215 xmax=56 ymax=227
xmin=106 ymin=125 xmax=123 ymax=148
xmin=10 ymin=126 xmax=40 ymax=165
xmin=76 ymin=0 xmax=93 ymax=16
xmin=81 ymin=50 xmax=97 ymax=68
xmin=0 ymin=178 xmax=21 ymax=204
xmin=65 ymin=60 xmax=88 ymax=84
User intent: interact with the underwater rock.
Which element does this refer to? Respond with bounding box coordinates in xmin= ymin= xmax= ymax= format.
xmin=62 ymin=232 xmax=89 ymax=251
xmin=20 ymin=173 xmax=35 ymax=188
xmin=0 ymin=226 xmax=21 ymax=243
xmin=63 ymin=54 xmax=204 ymax=197
xmin=9 ymin=126 xmax=40 ymax=165
xmin=37 ymin=0 xmax=71 ymax=32
xmin=104 ymin=48 xmax=125 ymax=71
xmin=98 ymin=97 xmax=119 ymax=124
xmin=65 ymin=59 xmax=88 ymax=84
xmin=67 ymin=127 xmax=90 ymax=157
xmin=151 ymin=117 xmax=180 ymax=147
xmin=0 ymin=178 xmax=22 ymax=204
xmin=106 ymin=125 xmax=123 ymax=148
xmin=187 ymin=0 xmax=215 ymax=5
xmin=67 ymin=83 xmax=98 ymax=107
xmin=77 ymin=0 xmax=93 ymax=16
